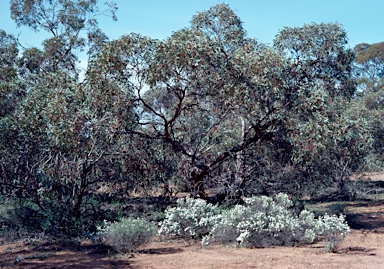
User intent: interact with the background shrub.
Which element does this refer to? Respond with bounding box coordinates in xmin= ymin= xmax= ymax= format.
xmin=98 ymin=217 xmax=156 ymax=254
xmin=0 ymin=197 xmax=46 ymax=237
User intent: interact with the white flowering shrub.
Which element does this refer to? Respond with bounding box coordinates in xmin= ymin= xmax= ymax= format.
xmin=203 ymin=193 xmax=319 ymax=247
xmin=98 ymin=217 xmax=156 ymax=253
xmin=298 ymin=210 xmax=318 ymax=243
xmin=315 ymin=214 xmax=350 ymax=252
xmin=159 ymin=198 xmax=222 ymax=239
xmin=160 ymin=194 xmax=350 ymax=250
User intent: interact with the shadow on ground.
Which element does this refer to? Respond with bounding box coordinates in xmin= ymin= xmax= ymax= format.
xmin=139 ymin=247 xmax=184 ymax=255
xmin=346 ymin=213 xmax=384 ymax=231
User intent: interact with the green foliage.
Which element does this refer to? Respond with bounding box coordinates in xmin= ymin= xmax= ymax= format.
xmin=0 ymin=70 xmax=142 ymax=235
xmin=191 ymin=4 xmax=245 ymax=50
xmin=0 ymin=30 xmax=18 ymax=81
xmin=267 ymin=23 xmax=372 ymax=196
xmin=108 ymin=9 xmax=365 ymax=198
xmin=90 ymin=5 xmax=361 ymax=198
xmin=98 ymin=217 xmax=156 ymax=253
xmin=354 ymin=42 xmax=384 ymax=81
xmin=274 ymin=22 xmax=355 ymax=98
xmin=0 ymin=30 xmax=24 ymax=117
xmin=0 ymin=1 xmax=150 ymax=237
xmin=10 ymin=0 xmax=117 ymax=76
xmin=0 ymin=1 xmax=376 ymax=239
xmin=353 ymin=42 xmax=384 ymax=172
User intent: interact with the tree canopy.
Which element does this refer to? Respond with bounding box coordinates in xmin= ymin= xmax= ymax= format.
xmin=0 ymin=1 xmax=379 ymax=235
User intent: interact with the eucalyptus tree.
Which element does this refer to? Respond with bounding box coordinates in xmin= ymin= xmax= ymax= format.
xmin=353 ymin=42 xmax=384 ymax=170
xmin=0 ymin=30 xmax=24 ymax=117
xmin=0 ymin=30 xmax=18 ymax=82
xmin=273 ymin=23 xmax=371 ymax=196
xmin=70 ymin=6 xmax=372 ymax=202
xmin=87 ymin=5 xmax=290 ymax=199
xmin=0 ymin=67 xmax=141 ymax=234
xmin=11 ymin=0 xmax=117 ymax=77
xmin=274 ymin=23 xmax=356 ymax=98
xmin=354 ymin=42 xmax=384 ymax=88
xmin=0 ymin=0 xmax=128 ymax=235
xmin=0 ymin=2 xmax=370 ymax=232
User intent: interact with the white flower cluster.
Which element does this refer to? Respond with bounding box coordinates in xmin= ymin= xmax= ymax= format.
xmin=315 ymin=214 xmax=350 ymax=252
xmin=203 ymin=193 xmax=318 ymax=247
xmin=159 ymin=198 xmax=222 ymax=239
xmin=160 ymin=194 xmax=350 ymax=250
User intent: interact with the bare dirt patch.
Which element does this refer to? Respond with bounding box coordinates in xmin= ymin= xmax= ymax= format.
xmin=351 ymin=172 xmax=384 ymax=181
xmin=132 ymin=230 xmax=384 ymax=269
xmin=1 ymin=229 xmax=384 ymax=269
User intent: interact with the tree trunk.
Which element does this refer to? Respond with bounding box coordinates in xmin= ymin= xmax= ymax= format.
xmin=191 ymin=170 xmax=206 ymax=199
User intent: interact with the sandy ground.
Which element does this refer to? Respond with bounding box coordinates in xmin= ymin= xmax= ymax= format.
xmin=132 ymin=230 xmax=384 ymax=269
xmin=1 ymin=227 xmax=383 ymax=269
xmin=1 ymin=181 xmax=383 ymax=269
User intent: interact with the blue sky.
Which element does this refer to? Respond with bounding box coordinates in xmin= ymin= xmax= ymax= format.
xmin=0 ymin=0 xmax=382 ymax=50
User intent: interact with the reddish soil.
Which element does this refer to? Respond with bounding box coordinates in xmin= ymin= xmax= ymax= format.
xmin=1 ymin=178 xmax=384 ymax=269
xmin=2 ymin=212 xmax=384 ymax=269
xmin=1 ymin=228 xmax=384 ymax=269
xmin=351 ymin=172 xmax=384 ymax=181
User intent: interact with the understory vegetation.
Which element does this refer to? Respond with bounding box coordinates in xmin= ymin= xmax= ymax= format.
xmin=98 ymin=217 xmax=157 ymax=254
xmin=92 ymin=194 xmax=350 ymax=253
xmin=159 ymin=194 xmax=350 ymax=252
xmin=0 ymin=0 xmax=384 ymax=249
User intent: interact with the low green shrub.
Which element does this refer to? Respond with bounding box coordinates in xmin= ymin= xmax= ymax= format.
xmin=98 ymin=217 xmax=156 ymax=254
xmin=0 ymin=198 xmax=45 ymax=236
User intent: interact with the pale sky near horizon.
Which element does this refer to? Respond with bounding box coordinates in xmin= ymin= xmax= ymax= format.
xmin=0 ymin=0 xmax=383 ymax=51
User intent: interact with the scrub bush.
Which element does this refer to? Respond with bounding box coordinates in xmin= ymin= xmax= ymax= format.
xmin=202 ymin=194 xmax=318 ymax=247
xmin=98 ymin=217 xmax=156 ymax=253
xmin=159 ymin=198 xmax=221 ymax=239
xmin=160 ymin=194 xmax=350 ymax=251
xmin=316 ymin=214 xmax=350 ymax=252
